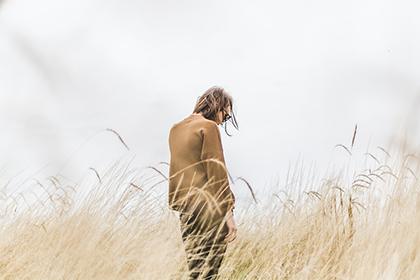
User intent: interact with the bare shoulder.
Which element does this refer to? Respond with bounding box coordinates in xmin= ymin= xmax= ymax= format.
xmin=195 ymin=118 xmax=218 ymax=132
xmin=169 ymin=122 xmax=179 ymax=132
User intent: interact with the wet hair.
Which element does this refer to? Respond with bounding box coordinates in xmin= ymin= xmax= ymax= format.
xmin=192 ymin=86 xmax=239 ymax=136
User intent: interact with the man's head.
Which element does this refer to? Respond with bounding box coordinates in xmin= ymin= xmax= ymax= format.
xmin=193 ymin=86 xmax=239 ymax=135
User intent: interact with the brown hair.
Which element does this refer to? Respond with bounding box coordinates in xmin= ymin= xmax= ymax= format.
xmin=192 ymin=86 xmax=239 ymax=136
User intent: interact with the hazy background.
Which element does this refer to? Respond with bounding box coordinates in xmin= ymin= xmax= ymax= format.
xmin=1 ymin=0 xmax=420 ymax=208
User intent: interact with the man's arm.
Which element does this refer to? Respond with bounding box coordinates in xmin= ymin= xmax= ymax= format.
xmin=200 ymin=122 xmax=236 ymax=216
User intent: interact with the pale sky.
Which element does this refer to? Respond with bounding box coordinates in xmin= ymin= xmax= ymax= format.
xmin=1 ymin=0 xmax=420 ymax=209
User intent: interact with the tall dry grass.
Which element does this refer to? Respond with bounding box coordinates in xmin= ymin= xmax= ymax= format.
xmin=1 ymin=137 xmax=420 ymax=279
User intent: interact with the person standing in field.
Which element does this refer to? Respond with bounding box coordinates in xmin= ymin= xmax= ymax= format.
xmin=168 ymin=86 xmax=238 ymax=280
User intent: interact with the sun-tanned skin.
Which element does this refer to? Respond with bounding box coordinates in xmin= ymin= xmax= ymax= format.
xmin=191 ymin=105 xmax=237 ymax=243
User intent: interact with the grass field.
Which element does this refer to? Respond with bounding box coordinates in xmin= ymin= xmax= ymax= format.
xmin=1 ymin=138 xmax=419 ymax=279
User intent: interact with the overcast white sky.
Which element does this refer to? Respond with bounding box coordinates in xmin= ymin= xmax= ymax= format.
xmin=1 ymin=0 xmax=420 ymax=206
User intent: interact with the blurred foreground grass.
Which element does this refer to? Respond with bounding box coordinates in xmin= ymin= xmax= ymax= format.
xmin=1 ymin=141 xmax=420 ymax=280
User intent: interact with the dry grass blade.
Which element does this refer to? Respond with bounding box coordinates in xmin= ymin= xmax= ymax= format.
xmin=335 ymin=144 xmax=352 ymax=156
xmin=63 ymin=184 xmax=76 ymax=194
xmin=89 ymin=167 xmax=102 ymax=183
xmin=272 ymin=194 xmax=295 ymax=216
xmin=32 ymin=179 xmax=54 ymax=198
xmin=352 ymin=178 xmax=372 ymax=185
xmin=350 ymin=197 xmax=366 ymax=210
xmin=145 ymin=166 xmax=168 ymax=180
xmin=234 ymin=176 xmax=257 ymax=204
xmin=356 ymin=174 xmax=373 ymax=182
xmin=368 ymin=173 xmax=385 ymax=182
xmin=380 ymin=171 xmax=399 ymax=180
xmin=287 ymin=199 xmax=295 ymax=205
xmin=377 ymin=146 xmax=391 ymax=157
xmin=191 ymin=187 xmax=224 ymax=217
xmin=403 ymin=153 xmax=418 ymax=163
xmin=41 ymin=223 xmax=47 ymax=233
xmin=351 ymin=124 xmax=358 ymax=148
xmin=405 ymin=167 xmax=418 ymax=180
xmin=332 ymin=186 xmax=345 ymax=193
xmin=352 ymin=183 xmax=370 ymax=190
xmin=365 ymin=153 xmax=380 ymax=165
xmin=374 ymin=165 xmax=393 ymax=173
xmin=227 ymin=171 xmax=235 ymax=184
xmin=47 ymin=176 xmax=60 ymax=189
xmin=147 ymin=178 xmax=167 ymax=190
xmin=304 ymin=191 xmax=322 ymax=200
xmin=129 ymin=183 xmax=144 ymax=191
xmin=105 ymin=128 xmax=130 ymax=151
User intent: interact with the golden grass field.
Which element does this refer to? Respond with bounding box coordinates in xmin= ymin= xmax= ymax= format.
xmin=1 ymin=137 xmax=420 ymax=279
